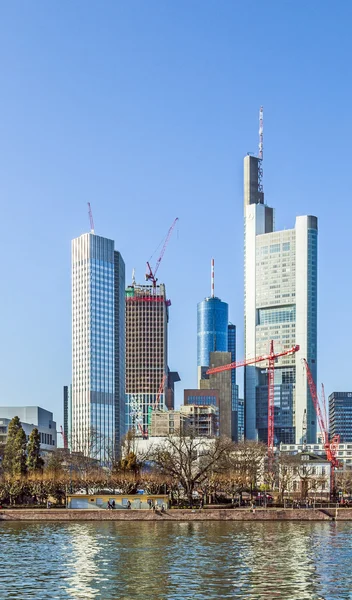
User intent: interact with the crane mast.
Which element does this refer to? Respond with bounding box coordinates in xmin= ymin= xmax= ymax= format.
xmin=207 ymin=341 xmax=300 ymax=460
xmin=146 ymin=217 xmax=179 ymax=288
xmin=302 ymin=359 xmax=340 ymax=495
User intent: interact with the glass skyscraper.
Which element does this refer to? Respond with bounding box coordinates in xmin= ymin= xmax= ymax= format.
xmin=244 ymin=152 xmax=318 ymax=445
xmin=71 ymin=233 xmax=125 ymax=464
xmin=329 ymin=392 xmax=352 ymax=443
xmin=197 ymin=296 xmax=228 ymax=377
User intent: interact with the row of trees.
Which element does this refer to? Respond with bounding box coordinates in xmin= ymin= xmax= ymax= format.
xmin=1 ymin=416 xmax=44 ymax=476
xmin=2 ymin=420 xmax=352 ymax=507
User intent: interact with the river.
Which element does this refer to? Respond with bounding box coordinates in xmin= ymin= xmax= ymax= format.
xmin=0 ymin=521 xmax=351 ymax=599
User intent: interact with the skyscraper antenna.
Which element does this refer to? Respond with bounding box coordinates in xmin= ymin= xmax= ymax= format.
xmin=258 ymin=106 xmax=264 ymax=194
xmin=258 ymin=106 xmax=263 ymax=160
xmin=211 ymin=258 xmax=215 ymax=298
xmin=87 ymin=202 xmax=95 ymax=234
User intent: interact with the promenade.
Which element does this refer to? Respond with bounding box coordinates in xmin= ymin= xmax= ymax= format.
xmin=1 ymin=507 xmax=350 ymax=521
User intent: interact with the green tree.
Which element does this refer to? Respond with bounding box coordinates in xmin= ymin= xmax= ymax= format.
xmin=3 ymin=416 xmax=27 ymax=476
xmin=27 ymin=428 xmax=44 ymax=473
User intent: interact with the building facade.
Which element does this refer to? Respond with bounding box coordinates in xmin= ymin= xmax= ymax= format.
xmin=280 ymin=452 xmax=330 ymax=501
xmin=329 ymin=392 xmax=352 ymax=442
xmin=125 ymin=282 xmax=168 ymax=436
xmin=63 ymin=384 xmax=72 ymax=449
xmin=149 ymin=410 xmax=187 ymax=437
xmin=165 ymin=370 xmax=181 ymax=411
xmin=180 ymin=404 xmax=217 ymax=437
xmin=71 ymin=232 xmax=125 ymax=464
xmin=0 ymin=406 xmax=57 ymax=451
xmin=228 ymin=323 xmax=239 ymax=440
xmin=244 ymin=153 xmax=318 ymax=445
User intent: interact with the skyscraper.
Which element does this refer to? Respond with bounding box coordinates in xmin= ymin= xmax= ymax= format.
xmin=71 ymin=232 xmax=125 ymax=463
xmin=244 ymin=111 xmax=318 ymax=445
xmin=228 ymin=323 xmax=239 ymax=441
xmin=197 ymin=260 xmax=229 ymax=385
xmin=329 ymin=392 xmax=352 ymax=443
xmin=125 ymin=282 xmax=169 ymax=436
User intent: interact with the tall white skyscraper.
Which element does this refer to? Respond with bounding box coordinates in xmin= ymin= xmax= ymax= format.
xmin=71 ymin=232 xmax=125 ymax=463
xmin=244 ymin=154 xmax=317 ymax=445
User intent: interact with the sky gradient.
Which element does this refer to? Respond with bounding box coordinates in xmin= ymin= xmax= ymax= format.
xmin=1 ymin=1 xmax=352 ymax=429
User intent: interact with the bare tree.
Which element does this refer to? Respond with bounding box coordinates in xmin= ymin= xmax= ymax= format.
xmin=147 ymin=429 xmax=234 ymax=507
xmin=228 ymin=441 xmax=267 ymax=498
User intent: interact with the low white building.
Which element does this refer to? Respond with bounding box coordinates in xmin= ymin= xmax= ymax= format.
xmin=0 ymin=406 xmax=57 ymax=453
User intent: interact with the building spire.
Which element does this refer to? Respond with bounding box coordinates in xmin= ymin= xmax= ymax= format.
xmin=258 ymin=106 xmax=264 ymax=194
xmin=211 ymin=258 xmax=215 ymax=298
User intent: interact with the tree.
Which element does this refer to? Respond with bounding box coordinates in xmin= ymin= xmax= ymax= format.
xmin=227 ymin=441 xmax=267 ymax=497
xmin=27 ymin=428 xmax=44 ymax=473
xmin=147 ymin=429 xmax=234 ymax=507
xmin=3 ymin=416 xmax=27 ymax=476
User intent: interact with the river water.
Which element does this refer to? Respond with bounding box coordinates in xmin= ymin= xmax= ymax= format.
xmin=0 ymin=521 xmax=351 ymax=599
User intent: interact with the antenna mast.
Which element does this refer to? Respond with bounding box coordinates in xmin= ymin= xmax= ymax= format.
xmin=258 ymin=106 xmax=264 ymax=194
xmin=211 ymin=258 xmax=215 ymax=298
xmin=87 ymin=202 xmax=95 ymax=234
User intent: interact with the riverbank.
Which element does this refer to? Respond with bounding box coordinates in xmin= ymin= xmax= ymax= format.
xmin=1 ymin=507 xmax=351 ymax=521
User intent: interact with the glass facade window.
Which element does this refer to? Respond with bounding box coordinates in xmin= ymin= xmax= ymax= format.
xmin=258 ymin=306 xmax=296 ymax=325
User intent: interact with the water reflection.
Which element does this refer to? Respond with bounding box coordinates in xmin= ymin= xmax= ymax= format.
xmin=0 ymin=521 xmax=352 ymax=599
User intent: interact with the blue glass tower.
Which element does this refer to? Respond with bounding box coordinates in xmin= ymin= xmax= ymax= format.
xmin=197 ymin=297 xmax=229 ymax=369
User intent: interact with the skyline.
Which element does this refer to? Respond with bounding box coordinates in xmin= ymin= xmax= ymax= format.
xmin=1 ymin=2 xmax=352 ymax=429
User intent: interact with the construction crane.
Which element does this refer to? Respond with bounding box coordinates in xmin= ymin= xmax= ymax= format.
xmin=60 ymin=425 xmax=68 ymax=449
xmin=302 ymin=359 xmax=340 ymax=494
xmin=146 ymin=217 xmax=179 ymax=288
xmin=207 ymin=341 xmax=300 ymax=458
xmin=153 ymin=373 xmax=168 ymax=410
xmin=321 ymin=383 xmax=328 ymax=441
xmin=87 ymin=202 xmax=95 ymax=234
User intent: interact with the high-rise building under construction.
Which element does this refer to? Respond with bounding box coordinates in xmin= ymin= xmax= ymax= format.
xmin=125 ymin=282 xmax=169 ymax=436
xmin=244 ymin=108 xmax=318 ymax=445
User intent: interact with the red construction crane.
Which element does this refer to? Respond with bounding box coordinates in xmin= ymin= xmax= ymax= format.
xmin=153 ymin=373 xmax=168 ymax=410
xmin=207 ymin=341 xmax=300 ymax=457
xmin=146 ymin=217 xmax=179 ymax=288
xmin=60 ymin=425 xmax=68 ymax=449
xmin=302 ymin=360 xmax=340 ymax=477
xmin=321 ymin=383 xmax=328 ymax=440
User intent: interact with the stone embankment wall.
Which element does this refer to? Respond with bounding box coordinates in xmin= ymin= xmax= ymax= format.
xmin=1 ymin=508 xmax=351 ymax=521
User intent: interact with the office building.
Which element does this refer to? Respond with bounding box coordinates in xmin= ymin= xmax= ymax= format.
xmin=180 ymin=404 xmax=218 ymax=437
xmin=125 ymin=282 xmax=169 ymax=436
xmin=72 ymin=232 xmax=125 ymax=464
xmin=0 ymin=406 xmax=57 ymax=451
xmin=197 ymin=260 xmax=229 ymax=385
xmin=244 ymin=119 xmax=318 ymax=445
xmin=207 ymin=351 xmax=235 ymax=440
xmin=228 ymin=323 xmax=239 ymax=440
xmin=329 ymin=392 xmax=352 ymax=443
xmin=165 ymin=370 xmax=181 ymax=411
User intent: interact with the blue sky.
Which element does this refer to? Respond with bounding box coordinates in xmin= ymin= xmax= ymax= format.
xmin=1 ymin=1 xmax=351 ymax=428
